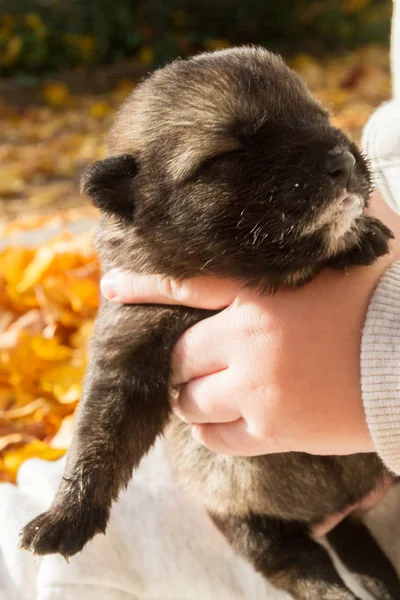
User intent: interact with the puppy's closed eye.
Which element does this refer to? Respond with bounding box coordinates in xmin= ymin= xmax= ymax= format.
xmin=184 ymin=146 xmax=245 ymax=183
xmin=167 ymin=136 xmax=241 ymax=183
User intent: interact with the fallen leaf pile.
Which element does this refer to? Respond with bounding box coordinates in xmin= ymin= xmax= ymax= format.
xmin=0 ymin=77 xmax=135 ymax=226
xmin=0 ymin=230 xmax=99 ymax=481
xmin=0 ymin=45 xmax=393 ymax=483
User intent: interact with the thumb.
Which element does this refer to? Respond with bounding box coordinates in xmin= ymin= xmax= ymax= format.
xmin=191 ymin=419 xmax=272 ymax=456
xmin=100 ymin=269 xmax=242 ymax=309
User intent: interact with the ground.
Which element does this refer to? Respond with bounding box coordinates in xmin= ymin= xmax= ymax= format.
xmin=0 ymin=47 xmax=393 ymax=482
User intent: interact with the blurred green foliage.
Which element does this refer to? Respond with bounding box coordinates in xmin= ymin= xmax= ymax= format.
xmin=0 ymin=0 xmax=392 ymax=78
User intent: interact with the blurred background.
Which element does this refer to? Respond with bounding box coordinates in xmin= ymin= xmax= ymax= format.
xmin=0 ymin=0 xmax=394 ymax=482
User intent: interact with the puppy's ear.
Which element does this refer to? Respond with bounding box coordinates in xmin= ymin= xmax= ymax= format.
xmin=81 ymin=155 xmax=138 ymax=220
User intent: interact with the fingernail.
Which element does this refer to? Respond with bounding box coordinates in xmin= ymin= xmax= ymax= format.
xmin=100 ymin=269 xmax=121 ymax=300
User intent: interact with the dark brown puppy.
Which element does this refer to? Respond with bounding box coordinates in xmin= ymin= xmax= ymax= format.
xmin=21 ymin=48 xmax=399 ymax=599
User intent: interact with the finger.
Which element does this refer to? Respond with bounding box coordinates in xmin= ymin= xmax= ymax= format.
xmin=191 ymin=419 xmax=274 ymax=456
xmin=100 ymin=269 xmax=242 ymax=309
xmin=175 ymin=370 xmax=239 ymax=424
xmin=171 ymin=310 xmax=234 ymax=384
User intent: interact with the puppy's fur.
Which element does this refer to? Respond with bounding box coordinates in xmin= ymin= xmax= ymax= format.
xmin=21 ymin=48 xmax=400 ymax=599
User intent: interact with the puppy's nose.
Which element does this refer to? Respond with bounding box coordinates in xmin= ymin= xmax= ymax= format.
xmin=326 ymin=151 xmax=356 ymax=187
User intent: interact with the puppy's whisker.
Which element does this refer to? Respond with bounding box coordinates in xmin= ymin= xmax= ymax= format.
xmin=199 ymin=257 xmax=215 ymax=271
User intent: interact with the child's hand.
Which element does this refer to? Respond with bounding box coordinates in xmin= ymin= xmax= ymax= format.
xmin=100 ymin=192 xmax=400 ymax=456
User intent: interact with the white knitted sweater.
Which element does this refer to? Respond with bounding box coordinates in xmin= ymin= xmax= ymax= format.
xmin=361 ymin=0 xmax=400 ymax=471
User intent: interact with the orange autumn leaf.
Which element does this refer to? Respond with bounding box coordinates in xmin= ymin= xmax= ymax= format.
xmin=66 ymin=278 xmax=99 ymax=312
xmin=30 ymin=336 xmax=72 ymax=361
xmin=0 ymin=227 xmax=100 ymax=482
xmin=70 ymin=320 xmax=94 ymax=349
xmin=137 ymin=46 xmax=155 ymax=65
xmin=0 ymin=247 xmax=34 ymax=287
xmin=90 ymin=101 xmax=112 ymax=120
xmin=42 ymin=82 xmax=72 ymax=108
xmin=16 ymin=246 xmax=55 ymax=293
xmin=40 ymin=363 xmax=85 ymax=404
xmin=1 ymin=440 xmax=66 ymax=481
xmin=0 ymin=398 xmax=45 ymax=420
xmin=0 ymin=36 xmax=23 ymax=67
xmin=0 ymin=433 xmax=36 ymax=452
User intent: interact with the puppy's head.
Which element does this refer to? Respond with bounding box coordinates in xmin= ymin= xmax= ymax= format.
xmin=82 ymin=47 xmax=386 ymax=284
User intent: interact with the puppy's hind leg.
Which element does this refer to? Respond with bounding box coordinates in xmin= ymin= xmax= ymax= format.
xmin=210 ymin=512 xmax=362 ymax=600
xmin=327 ymin=517 xmax=400 ymax=600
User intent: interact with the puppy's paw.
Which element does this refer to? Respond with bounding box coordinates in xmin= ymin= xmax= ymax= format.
xmin=328 ymin=216 xmax=393 ymax=270
xmin=20 ymin=502 xmax=108 ymax=558
xmin=360 ymin=215 xmax=394 ymax=262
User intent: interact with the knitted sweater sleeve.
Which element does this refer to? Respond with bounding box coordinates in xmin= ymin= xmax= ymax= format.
xmin=361 ymin=0 xmax=400 ymax=474
xmin=362 ymin=261 xmax=400 ymax=474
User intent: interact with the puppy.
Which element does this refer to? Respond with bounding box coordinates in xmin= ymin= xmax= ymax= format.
xmin=21 ymin=47 xmax=400 ymax=599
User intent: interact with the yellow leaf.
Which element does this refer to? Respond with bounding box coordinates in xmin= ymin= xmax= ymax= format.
xmin=2 ymin=440 xmax=65 ymax=481
xmin=40 ymin=363 xmax=85 ymax=404
xmin=0 ymin=433 xmax=35 ymax=452
xmin=70 ymin=320 xmax=94 ymax=349
xmin=55 ymin=384 xmax=81 ymax=404
xmin=0 ymin=167 xmax=25 ymax=195
xmin=138 ymin=46 xmax=154 ymax=65
xmin=0 ymin=311 xmax=14 ymax=335
xmin=0 ymin=247 xmax=33 ymax=287
xmin=25 ymin=13 xmax=47 ymax=38
xmin=0 ymin=310 xmax=44 ymax=350
xmin=42 ymin=82 xmax=72 ymax=108
xmin=24 ymin=13 xmax=44 ymax=29
xmin=0 ymin=398 xmax=45 ymax=420
xmin=67 ymin=279 xmax=99 ymax=312
xmin=90 ymin=101 xmax=112 ymax=120
xmin=0 ymin=36 xmax=22 ymax=66
xmin=30 ymin=336 xmax=72 ymax=361
xmin=17 ymin=246 xmax=55 ymax=293
xmin=24 ymin=12 xmax=46 ymax=38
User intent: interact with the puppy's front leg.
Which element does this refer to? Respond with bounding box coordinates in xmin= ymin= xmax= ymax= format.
xmin=327 ymin=215 xmax=393 ymax=269
xmin=20 ymin=300 xmax=205 ymax=558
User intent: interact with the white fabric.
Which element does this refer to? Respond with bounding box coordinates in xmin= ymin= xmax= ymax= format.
xmin=360 ymin=0 xmax=400 ymax=472
xmin=2 ymin=441 xmax=400 ymax=600
xmin=0 ymin=442 xmax=276 ymax=600
xmin=362 ymin=99 xmax=400 ymax=214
